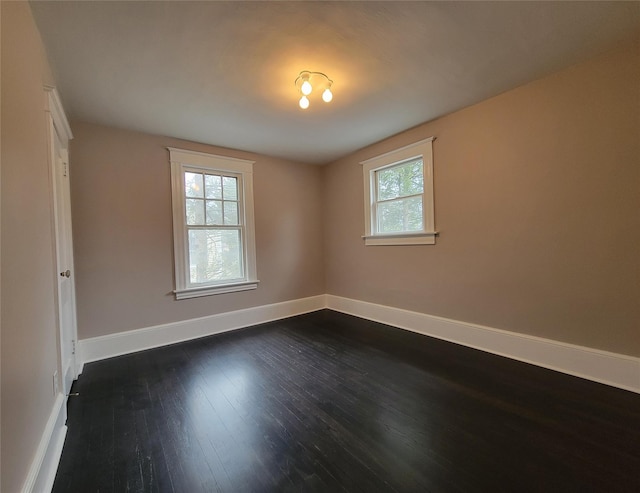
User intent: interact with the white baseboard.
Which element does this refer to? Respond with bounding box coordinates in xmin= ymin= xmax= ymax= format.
xmin=326 ymin=295 xmax=640 ymax=393
xmin=77 ymin=293 xmax=639 ymax=393
xmin=79 ymin=295 xmax=326 ymax=365
xmin=22 ymin=393 xmax=67 ymax=493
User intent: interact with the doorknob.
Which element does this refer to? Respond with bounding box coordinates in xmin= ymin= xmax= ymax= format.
xmin=60 ymin=270 xmax=71 ymax=278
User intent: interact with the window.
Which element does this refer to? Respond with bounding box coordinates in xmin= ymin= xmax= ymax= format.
xmin=361 ymin=137 xmax=436 ymax=245
xmin=169 ymin=148 xmax=258 ymax=299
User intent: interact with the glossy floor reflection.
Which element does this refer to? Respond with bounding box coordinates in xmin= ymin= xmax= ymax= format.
xmin=53 ymin=310 xmax=640 ymax=492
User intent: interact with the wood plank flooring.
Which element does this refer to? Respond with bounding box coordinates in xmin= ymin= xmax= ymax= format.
xmin=52 ymin=310 xmax=640 ymax=492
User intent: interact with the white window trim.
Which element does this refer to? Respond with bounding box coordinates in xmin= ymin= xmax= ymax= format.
xmin=169 ymin=147 xmax=259 ymax=299
xmin=361 ymin=137 xmax=436 ymax=246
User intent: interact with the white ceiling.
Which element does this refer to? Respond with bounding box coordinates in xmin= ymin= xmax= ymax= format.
xmin=31 ymin=1 xmax=640 ymax=165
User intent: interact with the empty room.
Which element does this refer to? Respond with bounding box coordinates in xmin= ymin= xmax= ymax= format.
xmin=2 ymin=1 xmax=639 ymax=492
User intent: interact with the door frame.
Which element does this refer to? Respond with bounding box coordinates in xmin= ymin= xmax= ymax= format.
xmin=45 ymin=86 xmax=78 ymax=395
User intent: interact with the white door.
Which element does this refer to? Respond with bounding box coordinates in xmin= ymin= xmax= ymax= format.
xmin=48 ymin=91 xmax=78 ymax=396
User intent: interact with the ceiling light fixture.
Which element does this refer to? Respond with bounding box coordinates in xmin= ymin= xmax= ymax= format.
xmin=295 ymin=71 xmax=333 ymax=109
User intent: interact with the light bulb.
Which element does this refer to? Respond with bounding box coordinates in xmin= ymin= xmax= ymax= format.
xmin=322 ymin=88 xmax=333 ymax=103
xmin=299 ymin=95 xmax=309 ymax=109
xmin=301 ymin=80 xmax=312 ymax=96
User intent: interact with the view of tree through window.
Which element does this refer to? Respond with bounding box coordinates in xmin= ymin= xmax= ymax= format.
xmin=184 ymin=171 xmax=243 ymax=283
xmin=375 ymin=159 xmax=424 ymax=233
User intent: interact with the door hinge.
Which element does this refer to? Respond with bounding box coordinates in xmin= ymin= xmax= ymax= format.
xmin=63 ymin=160 xmax=69 ymax=177
xmin=72 ymin=339 xmax=76 ymax=355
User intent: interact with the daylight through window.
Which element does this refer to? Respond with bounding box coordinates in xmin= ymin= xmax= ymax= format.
xmin=375 ymin=158 xmax=424 ymax=234
xmin=169 ymin=148 xmax=258 ymax=299
xmin=361 ymin=137 xmax=436 ymax=246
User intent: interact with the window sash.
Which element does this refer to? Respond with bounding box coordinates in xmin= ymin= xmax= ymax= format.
xmin=182 ymin=168 xmax=247 ymax=288
xmin=375 ymin=195 xmax=424 ymax=234
xmin=374 ymin=192 xmax=423 ymax=205
xmin=372 ymin=160 xmax=426 ymax=235
xmin=186 ymin=225 xmax=245 ymax=286
xmin=374 ymin=157 xmax=424 ymax=202
xmin=184 ymin=169 xmax=243 ymax=228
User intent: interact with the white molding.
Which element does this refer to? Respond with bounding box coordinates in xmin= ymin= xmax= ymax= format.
xmin=326 ymin=295 xmax=640 ymax=393
xmin=76 ymin=355 xmax=85 ymax=377
xmin=77 ymin=293 xmax=639 ymax=393
xmin=363 ymin=233 xmax=436 ymax=246
xmin=21 ymin=393 xmax=68 ymax=493
xmin=79 ymin=295 xmax=327 ymax=364
xmin=174 ymin=280 xmax=259 ymax=300
xmin=167 ymin=147 xmax=254 ymax=173
xmin=44 ymin=86 xmax=73 ymax=144
xmin=359 ymin=136 xmax=436 ymax=167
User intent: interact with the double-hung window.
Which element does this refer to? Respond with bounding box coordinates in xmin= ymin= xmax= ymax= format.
xmin=169 ymin=148 xmax=258 ymax=299
xmin=361 ymin=137 xmax=436 ymax=245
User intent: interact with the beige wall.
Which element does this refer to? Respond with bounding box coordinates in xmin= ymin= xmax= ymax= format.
xmin=2 ymin=4 xmax=637 ymax=490
xmin=324 ymin=41 xmax=640 ymax=357
xmin=1 ymin=2 xmax=60 ymax=492
xmin=72 ymin=40 xmax=639 ymax=355
xmin=69 ymin=122 xmax=325 ymax=339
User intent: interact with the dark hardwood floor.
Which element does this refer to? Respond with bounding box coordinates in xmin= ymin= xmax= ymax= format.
xmin=52 ymin=310 xmax=640 ymax=492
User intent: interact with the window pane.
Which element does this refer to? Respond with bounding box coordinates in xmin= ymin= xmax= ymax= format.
xmin=377 ymin=201 xmax=402 ymax=232
xmin=223 ymin=176 xmax=238 ymax=200
xmin=188 ymin=229 xmax=243 ymax=283
xmin=377 ymin=196 xmax=423 ymax=233
xmin=205 ymin=174 xmax=222 ymax=199
xmin=377 ymin=159 xmax=423 ymax=201
xmin=377 ymin=169 xmax=399 ymax=201
xmin=224 ymin=202 xmax=239 ymax=225
xmin=185 ymin=172 xmax=204 ymax=198
xmin=185 ymin=198 xmax=205 ymax=225
xmin=405 ymin=196 xmax=423 ymax=231
xmin=206 ymin=200 xmax=223 ymax=225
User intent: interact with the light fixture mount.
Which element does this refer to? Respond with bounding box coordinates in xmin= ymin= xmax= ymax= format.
xmin=295 ymin=71 xmax=333 ymax=109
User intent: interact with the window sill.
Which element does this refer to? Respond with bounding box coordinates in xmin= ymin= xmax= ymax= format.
xmin=362 ymin=232 xmax=438 ymax=246
xmin=174 ymin=280 xmax=259 ymax=300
